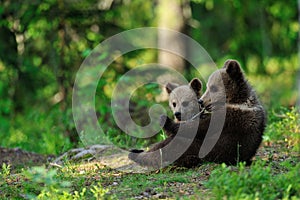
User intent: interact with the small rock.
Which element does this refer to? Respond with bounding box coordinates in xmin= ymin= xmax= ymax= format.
xmin=153 ymin=193 xmax=167 ymax=199
xmin=112 ymin=182 xmax=118 ymax=186
xmin=142 ymin=192 xmax=150 ymax=197
xmin=159 ymin=194 xmax=167 ymax=199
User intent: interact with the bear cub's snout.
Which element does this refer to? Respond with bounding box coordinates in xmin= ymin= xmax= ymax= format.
xmin=174 ymin=112 xmax=181 ymax=120
xmin=198 ymin=99 xmax=204 ymax=107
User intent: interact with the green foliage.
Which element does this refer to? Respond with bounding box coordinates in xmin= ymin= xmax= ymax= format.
xmin=1 ymin=158 xmax=299 ymax=199
xmin=265 ymin=107 xmax=300 ymax=151
xmin=0 ymin=106 xmax=72 ymax=154
xmin=23 ymin=166 xmax=72 ymax=199
xmin=190 ymin=0 xmax=298 ymax=65
xmin=247 ymin=56 xmax=298 ymax=107
xmin=0 ymin=165 xmax=116 ymax=200
xmin=0 ymin=0 xmax=298 ymax=155
xmin=90 ymin=183 xmax=112 ymax=200
xmin=0 ymin=163 xmax=11 ymax=178
xmin=205 ymin=161 xmax=300 ymax=200
xmin=116 ymin=170 xmax=189 ymax=196
xmin=0 ymin=0 xmax=157 ymax=154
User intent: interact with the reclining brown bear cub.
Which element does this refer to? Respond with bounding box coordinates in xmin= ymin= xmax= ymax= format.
xmin=129 ymin=60 xmax=266 ymax=168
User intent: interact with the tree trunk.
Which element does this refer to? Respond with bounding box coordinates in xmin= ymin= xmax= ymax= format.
xmin=157 ymin=0 xmax=187 ymax=73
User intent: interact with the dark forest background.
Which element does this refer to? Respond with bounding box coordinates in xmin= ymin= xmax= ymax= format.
xmin=0 ymin=0 xmax=299 ymax=155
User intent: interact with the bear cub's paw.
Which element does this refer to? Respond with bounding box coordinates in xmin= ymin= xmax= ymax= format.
xmin=130 ymin=149 xmax=144 ymax=153
xmin=159 ymin=114 xmax=173 ymax=128
xmin=128 ymin=149 xmax=144 ymax=162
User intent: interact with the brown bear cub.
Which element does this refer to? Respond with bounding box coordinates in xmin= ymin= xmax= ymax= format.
xmin=129 ymin=60 xmax=266 ymax=168
xmin=165 ymin=78 xmax=203 ymax=122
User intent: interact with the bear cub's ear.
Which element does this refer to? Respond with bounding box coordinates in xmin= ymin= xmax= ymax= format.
xmin=189 ymin=78 xmax=202 ymax=97
xmin=223 ymin=59 xmax=244 ymax=80
xmin=165 ymin=82 xmax=179 ymax=94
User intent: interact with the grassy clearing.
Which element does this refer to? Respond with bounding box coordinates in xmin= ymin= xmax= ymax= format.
xmin=1 ymin=155 xmax=299 ymax=200
xmin=0 ymin=107 xmax=299 ymax=199
xmin=206 ymin=161 xmax=300 ymax=200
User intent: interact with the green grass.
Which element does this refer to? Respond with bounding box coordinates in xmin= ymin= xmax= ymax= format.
xmin=0 ymin=160 xmax=211 ymax=199
xmin=205 ymin=161 xmax=300 ymax=200
xmin=264 ymin=107 xmax=300 ymax=151
xmin=1 ymin=107 xmax=299 ymax=199
xmin=0 ymin=106 xmax=73 ymax=155
xmin=1 ymin=158 xmax=299 ymax=199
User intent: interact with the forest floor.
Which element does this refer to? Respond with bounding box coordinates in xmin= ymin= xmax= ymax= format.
xmin=0 ymin=147 xmax=54 ymax=169
xmin=0 ymin=140 xmax=299 ymax=199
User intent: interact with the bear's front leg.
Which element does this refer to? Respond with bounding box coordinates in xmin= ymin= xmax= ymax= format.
xmin=159 ymin=115 xmax=180 ymax=136
xmin=128 ymin=150 xmax=163 ymax=168
xmin=128 ymin=149 xmax=163 ymax=168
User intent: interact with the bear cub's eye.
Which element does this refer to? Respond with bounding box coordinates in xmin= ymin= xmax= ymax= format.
xmin=172 ymin=102 xmax=176 ymax=107
xmin=182 ymin=101 xmax=189 ymax=107
xmin=210 ymin=85 xmax=218 ymax=93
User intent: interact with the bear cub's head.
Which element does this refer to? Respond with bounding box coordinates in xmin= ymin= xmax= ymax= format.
xmin=166 ymin=78 xmax=202 ymax=122
xmin=199 ymin=59 xmax=253 ymax=112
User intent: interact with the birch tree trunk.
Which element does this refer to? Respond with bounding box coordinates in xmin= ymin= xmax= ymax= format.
xmin=157 ymin=0 xmax=187 ymax=73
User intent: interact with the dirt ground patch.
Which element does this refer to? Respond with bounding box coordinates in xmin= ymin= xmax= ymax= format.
xmin=0 ymin=141 xmax=298 ymax=171
xmin=0 ymin=147 xmax=54 ymax=169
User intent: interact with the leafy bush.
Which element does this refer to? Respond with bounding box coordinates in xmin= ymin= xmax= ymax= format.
xmin=264 ymin=107 xmax=300 ymax=151
xmin=21 ymin=166 xmax=114 ymax=200
xmin=0 ymin=106 xmax=73 ymax=155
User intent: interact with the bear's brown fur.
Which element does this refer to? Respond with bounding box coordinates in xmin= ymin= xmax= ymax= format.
xmin=165 ymin=78 xmax=202 ymax=122
xmin=129 ymin=60 xmax=266 ymax=168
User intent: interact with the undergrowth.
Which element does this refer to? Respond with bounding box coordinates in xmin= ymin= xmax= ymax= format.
xmin=205 ymin=161 xmax=300 ymax=200
xmin=264 ymin=107 xmax=300 ymax=151
xmin=0 ymin=107 xmax=299 ymax=199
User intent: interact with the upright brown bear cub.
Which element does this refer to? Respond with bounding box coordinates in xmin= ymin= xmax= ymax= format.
xmin=129 ymin=60 xmax=266 ymax=168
